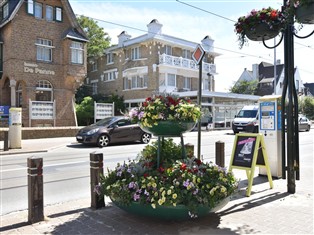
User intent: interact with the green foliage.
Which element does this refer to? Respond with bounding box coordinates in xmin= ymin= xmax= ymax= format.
xmin=92 ymin=94 xmax=126 ymax=115
xmin=230 ymin=79 xmax=258 ymax=95
xmin=75 ymin=96 xmax=94 ymax=126
xmin=300 ymin=96 xmax=314 ymax=120
xmin=75 ymin=84 xmax=92 ymax=104
xmin=76 ymin=15 xmax=111 ymax=57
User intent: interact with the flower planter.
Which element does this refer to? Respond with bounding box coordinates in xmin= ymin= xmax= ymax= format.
xmin=245 ymin=23 xmax=280 ymax=41
xmin=140 ymin=120 xmax=196 ymax=137
xmin=295 ymin=1 xmax=314 ymax=24
xmin=111 ymin=197 xmax=230 ymax=220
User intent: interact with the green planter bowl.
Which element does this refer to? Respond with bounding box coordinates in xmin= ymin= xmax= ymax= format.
xmin=295 ymin=1 xmax=314 ymax=24
xmin=246 ymin=22 xmax=280 ymax=41
xmin=111 ymin=197 xmax=230 ymax=221
xmin=140 ymin=120 xmax=196 ymax=137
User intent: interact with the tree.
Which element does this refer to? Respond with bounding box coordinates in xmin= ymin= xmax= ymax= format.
xmin=76 ymin=96 xmax=94 ymax=126
xmin=299 ymin=96 xmax=314 ymax=120
xmin=230 ymin=80 xmax=258 ymax=95
xmin=75 ymin=84 xmax=92 ymax=104
xmin=76 ymin=15 xmax=111 ymax=58
xmin=91 ymin=93 xmax=126 ymax=115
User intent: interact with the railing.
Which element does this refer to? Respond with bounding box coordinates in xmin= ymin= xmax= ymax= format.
xmin=159 ymin=53 xmax=216 ymax=74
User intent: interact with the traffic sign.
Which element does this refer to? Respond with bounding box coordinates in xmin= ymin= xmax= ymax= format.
xmin=192 ymin=44 xmax=205 ymax=65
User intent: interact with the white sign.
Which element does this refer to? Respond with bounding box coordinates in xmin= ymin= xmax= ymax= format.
xmin=30 ymin=101 xmax=55 ymax=120
xmin=94 ymin=102 xmax=114 ymax=122
xmin=24 ymin=62 xmax=55 ymax=75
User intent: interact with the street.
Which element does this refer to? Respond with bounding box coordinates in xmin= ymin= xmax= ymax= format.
xmin=1 ymin=129 xmax=313 ymax=215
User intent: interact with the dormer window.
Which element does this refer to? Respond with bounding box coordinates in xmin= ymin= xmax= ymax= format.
xmin=34 ymin=2 xmax=43 ymax=19
xmin=2 ymin=2 xmax=9 ymax=19
xmin=27 ymin=0 xmax=63 ymax=22
xmin=46 ymin=5 xmax=53 ymax=21
xmin=27 ymin=0 xmax=34 ymax=15
xmin=131 ymin=47 xmax=140 ymax=60
xmin=55 ymin=7 xmax=62 ymax=22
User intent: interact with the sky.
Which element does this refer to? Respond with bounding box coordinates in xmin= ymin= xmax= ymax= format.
xmin=69 ymin=0 xmax=314 ymax=92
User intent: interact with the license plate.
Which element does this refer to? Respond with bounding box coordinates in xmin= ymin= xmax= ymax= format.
xmin=76 ymin=136 xmax=83 ymax=140
xmin=237 ymin=127 xmax=243 ymax=130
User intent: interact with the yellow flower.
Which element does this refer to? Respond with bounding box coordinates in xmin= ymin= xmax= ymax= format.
xmin=154 ymin=192 xmax=158 ymax=197
xmin=158 ymin=199 xmax=163 ymax=205
xmin=173 ymin=203 xmax=177 ymax=207
xmin=172 ymin=193 xmax=177 ymax=199
xmin=167 ymin=189 xmax=172 ymax=195
xmin=151 ymin=203 xmax=156 ymax=209
xmin=152 ymin=182 xmax=157 ymax=188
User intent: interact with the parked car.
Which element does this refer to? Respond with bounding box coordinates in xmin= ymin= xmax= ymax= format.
xmin=285 ymin=115 xmax=311 ymax=132
xmin=76 ymin=116 xmax=151 ymax=147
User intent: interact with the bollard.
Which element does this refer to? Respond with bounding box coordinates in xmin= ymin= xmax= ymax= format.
xmin=215 ymin=141 xmax=225 ymax=167
xmin=90 ymin=152 xmax=105 ymax=209
xmin=28 ymin=157 xmax=44 ymax=223
xmin=185 ymin=143 xmax=194 ymax=158
xmin=4 ymin=131 xmax=9 ymax=151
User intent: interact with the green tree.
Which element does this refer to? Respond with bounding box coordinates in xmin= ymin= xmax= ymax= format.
xmin=300 ymin=96 xmax=314 ymax=120
xmin=76 ymin=96 xmax=94 ymax=126
xmin=92 ymin=93 xmax=126 ymax=115
xmin=76 ymin=15 xmax=111 ymax=57
xmin=75 ymin=84 xmax=92 ymax=104
xmin=230 ymin=80 xmax=258 ymax=95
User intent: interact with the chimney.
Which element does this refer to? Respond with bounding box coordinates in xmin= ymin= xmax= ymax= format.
xmin=147 ymin=19 xmax=162 ymax=37
xmin=201 ymin=35 xmax=214 ymax=52
xmin=252 ymin=64 xmax=259 ymax=79
xmin=118 ymin=31 xmax=131 ymax=47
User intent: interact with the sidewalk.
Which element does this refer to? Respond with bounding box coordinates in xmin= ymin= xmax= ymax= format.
xmin=1 ymin=138 xmax=313 ymax=234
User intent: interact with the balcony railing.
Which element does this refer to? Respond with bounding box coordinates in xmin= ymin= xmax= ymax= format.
xmin=159 ymin=53 xmax=216 ymax=74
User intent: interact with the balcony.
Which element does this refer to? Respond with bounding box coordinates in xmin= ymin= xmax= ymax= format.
xmin=159 ymin=53 xmax=216 ymax=74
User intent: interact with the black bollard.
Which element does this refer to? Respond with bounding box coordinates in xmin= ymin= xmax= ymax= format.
xmin=4 ymin=131 xmax=9 ymax=151
xmin=28 ymin=157 xmax=44 ymax=223
xmin=90 ymin=152 xmax=105 ymax=209
xmin=215 ymin=141 xmax=225 ymax=167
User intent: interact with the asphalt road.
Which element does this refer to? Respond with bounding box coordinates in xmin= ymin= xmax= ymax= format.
xmin=1 ymin=129 xmax=312 ymax=215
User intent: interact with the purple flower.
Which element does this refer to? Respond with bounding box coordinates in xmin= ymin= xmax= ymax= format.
xmin=128 ymin=182 xmax=135 ymax=189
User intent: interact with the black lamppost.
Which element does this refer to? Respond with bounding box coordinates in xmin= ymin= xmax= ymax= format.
xmin=263 ymin=1 xmax=314 ymax=193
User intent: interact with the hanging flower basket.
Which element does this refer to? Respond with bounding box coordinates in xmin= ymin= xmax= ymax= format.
xmin=111 ymin=196 xmax=230 ymax=221
xmin=295 ymin=0 xmax=314 ymax=24
xmin=140 ymin=120 xmax=196 ymax=137
xmin=245 ymin=23 xmax=280 ymax=41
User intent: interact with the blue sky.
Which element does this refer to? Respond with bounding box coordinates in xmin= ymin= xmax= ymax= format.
xmin=69 ymin=0 xmax=314 ymax=92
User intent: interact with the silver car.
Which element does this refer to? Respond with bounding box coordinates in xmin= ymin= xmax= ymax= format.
xmin=298 ymin=116 xmax=311 ymax=132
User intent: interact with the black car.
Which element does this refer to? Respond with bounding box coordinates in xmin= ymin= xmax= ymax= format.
xmin=76 ymin=116 xmax=151 ymax=147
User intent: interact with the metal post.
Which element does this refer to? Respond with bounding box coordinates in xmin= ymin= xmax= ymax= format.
xmin=28 ymin=157 xmax=44 ymax=223
xmin=185 ymin=143 xmax=194 ymax=158
xmin=90 ymin=152 xmax=105 ymax=209
xmin=215 ymin=141 xmax=225 ymax=167
xmin=197 ymin=60 xmax=202 ymax=159
xmin=4 ymin=131 xmax=9 ymax=151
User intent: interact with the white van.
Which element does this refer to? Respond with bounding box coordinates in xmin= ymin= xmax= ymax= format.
xmin=232 ymin=105 xmax=259 ymax=134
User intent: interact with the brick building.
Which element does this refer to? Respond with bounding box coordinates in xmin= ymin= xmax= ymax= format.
xmin=0 ymin=0 xmax=88 ymax=127
xmin=86 ymin=19 xmax=260 ymax=128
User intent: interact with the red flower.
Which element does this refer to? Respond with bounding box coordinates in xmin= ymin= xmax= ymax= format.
xmin=158 ymin=166 xmax=165 ymax=173
xmin=194 ymin=159 xmax=202 ymax=166
xmin=180 ymin=163 xmax=187 ymax=171
xmin=143 ymin=173 xmax=149 ymax=178
xmin=270 ymin=10 xmax=278 ymax=20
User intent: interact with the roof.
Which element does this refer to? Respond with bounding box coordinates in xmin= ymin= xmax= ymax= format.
xmin=304 ymin=83 xmax=314 ymax=96
xmin=63 ymin=28 xmax=88 ymax=42
xmin=0 ymin=0 xmax=87 ymax=41
xmin=259 ymin=62 xmax=284 ymax=85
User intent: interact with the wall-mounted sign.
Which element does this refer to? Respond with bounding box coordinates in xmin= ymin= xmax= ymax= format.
xmin=24 ymin=62 xmax=55 ymax=75
xmin=94 ymin=102 xmax=114 ymax=123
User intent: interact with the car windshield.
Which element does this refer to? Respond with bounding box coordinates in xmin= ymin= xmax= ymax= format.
xmin=94 ymin=117 xmax=117 ymax=126
xmin=237 ymin=110 xmax=258 ymax=118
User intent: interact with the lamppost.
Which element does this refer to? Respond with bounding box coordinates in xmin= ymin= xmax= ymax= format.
xmin=262 ymin=1 xmax=314 ymax=193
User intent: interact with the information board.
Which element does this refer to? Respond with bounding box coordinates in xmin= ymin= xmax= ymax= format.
xmin=229 ymin=133 xmax=273 ymax=196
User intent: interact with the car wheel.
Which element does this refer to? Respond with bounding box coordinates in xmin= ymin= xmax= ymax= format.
xmin=253 ymin=126 xmax=259 ymax=133
xmin=97 ymin=134 xmax=110 ymax=147
xmin=141 ymin=133 xmax=151 ymax=144
xmin=233 ymin=130 xmax=239 ymax=134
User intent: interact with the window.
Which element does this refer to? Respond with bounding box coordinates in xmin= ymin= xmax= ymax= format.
xmin=16 ymin=83 xmax=23 ymax=107
xmin=91 ymin=82 xmax=98 ymax=95
xmin=167 ymin=74 xmax=176 ymax=87
xmin=2 ymin=2 xmax=9 ymax=19
xmin=35 ymin=80 xmax=53 ymax=101
xmin=165 ymin=45 xmax=172 ymax=55
xmin=71 ymin=41 xmax=83 ymax=64
xmin=104 ymin=71 xmax=116 ymax=81
xmin=183 ymin=77 xmax=191 ymax=90
xmin=34 ymin=2 xmax=43 ymax=19
xmin=131 ymin=47 xmax=140 ymax=60
xmin=27 ymin=0 xmax=34 ymax=15
xmin=55 ymin=7 xmax=62 ymax=22
xmin=46 ymin=5 xmax=53 ymax=21
xmin=107 ymin=53 xmax=113 ymax=64
xmin=36 ymin=38 xmax=53 ymax=62
xmin=91 ymin=62 xmax=97 ymax=72
xmin=182 ymin=49 xmax=191 ymax=59
xmin=123 ymin=77 xmax=130 ymax=90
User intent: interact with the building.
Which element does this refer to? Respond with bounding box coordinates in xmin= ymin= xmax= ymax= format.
xmin=236 ymin=61 xmax=304 ymax=96
xmin=0 ymin=0 xmax=88 ymax=127
xmin=85 ymin=19 xmax=260 ymax=128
